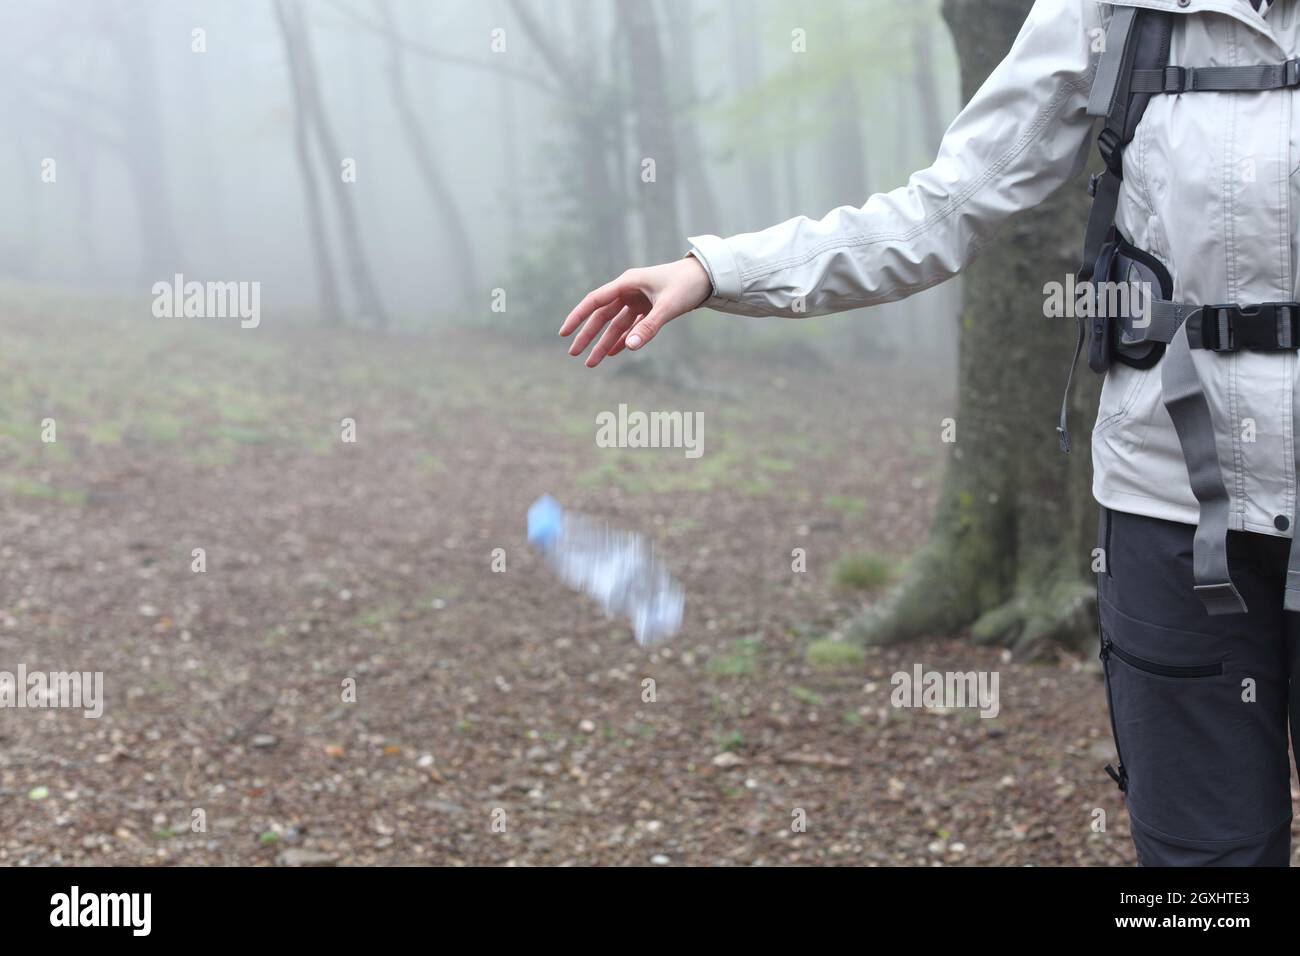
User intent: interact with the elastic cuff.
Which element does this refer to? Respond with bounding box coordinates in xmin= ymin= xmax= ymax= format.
xmin=686 ymin=234 xmax=743 ymax=303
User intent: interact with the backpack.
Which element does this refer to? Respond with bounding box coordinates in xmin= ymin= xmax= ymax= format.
xmin=1061 ymin=5 xmax=1300 ymax=615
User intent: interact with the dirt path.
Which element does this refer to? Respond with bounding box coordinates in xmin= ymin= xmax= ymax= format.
xmin=0 ymin=307 xmax=1201 ymax=865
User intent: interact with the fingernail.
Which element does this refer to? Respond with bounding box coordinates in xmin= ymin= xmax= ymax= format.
xmin=627 ymin=334 xmax=642 ymax=349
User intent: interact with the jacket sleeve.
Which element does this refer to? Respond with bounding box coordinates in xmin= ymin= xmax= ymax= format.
xmin=686 ymin=0 xmax=1103 ymax=317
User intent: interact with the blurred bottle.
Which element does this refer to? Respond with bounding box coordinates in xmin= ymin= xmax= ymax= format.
xmin=527 ymin=495 xmax=683 ymax=648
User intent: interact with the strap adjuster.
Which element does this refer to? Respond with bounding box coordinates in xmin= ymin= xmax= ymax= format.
xmin=1197 ymin=306 xmax=1234 ymax=351
xmin=1163 ymin=65 xmax=1186 ymax=92
xmin=1288 ymin=58 xmax=1300 ymax=87
xmin=1193 ymin=580 xmax=1248 ymax=616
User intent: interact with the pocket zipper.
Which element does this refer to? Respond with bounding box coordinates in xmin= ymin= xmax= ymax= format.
xmin=1101 ymin=637 xmax=1223 ymax=678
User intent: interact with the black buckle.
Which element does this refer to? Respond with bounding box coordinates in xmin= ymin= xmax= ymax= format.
xmin=1288 ymin=59 xmax=1300 ymax=88
xmin=1163 ymin=65 xmax=1186 ymax=92
xmin=1097 ymin=127 xmax=1123 ymax=174
xmin=1197 ymin=302 xmax=1300 ymax=352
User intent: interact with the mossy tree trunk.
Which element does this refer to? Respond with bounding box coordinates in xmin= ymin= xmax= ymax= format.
xmin=853 ymin=0 xmax=1101 ymax=655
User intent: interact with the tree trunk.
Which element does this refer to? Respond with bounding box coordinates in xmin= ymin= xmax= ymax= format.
xmin=618 ymin=0 xmax=700 ymax=382
xmin=910 ymin=7 xmax=946 ymax=153
xmin=728 ymin=0 xmax=776 ymax=229
xmin=909 ymin=4 xmax=961 ymax=366
xmin=376 ymin=0 xmax=480 ymax=314
xmin=621 ymin=0 xmax=682 ymax=263
xmin=821 ymin=5 xmax=868 ymax=216
xmin=497 ymin=15 xmax=522 ymax=264
xmin=106 ymin=6 xmax=184 ymax=282
xmin=510 ymin=0 xmax=629 ymax=280
xmin=665 ymin=0 xmax=720 ymax=232
xmin=275 ymin=0 xmax=344 ymax=327
xmin=288 ymin=0 xmax=391 ymax=329
xmin=851 ymin=0 xmax=1099 ymax=655
xmin=821 ymin=3 xmax=876 ymax=359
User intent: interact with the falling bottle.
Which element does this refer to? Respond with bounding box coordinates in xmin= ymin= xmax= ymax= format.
xmin=527 ymin=495 xmax=684 ymax=648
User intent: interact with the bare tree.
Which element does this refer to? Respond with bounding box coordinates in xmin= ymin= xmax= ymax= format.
xmin=820 ymin=2 xmax=868 ymax=216
xmin=275 ymin=0 xmax=344 ymax=326
xmin=507 ymin=0 xmax=630 ymax=280
xmin=280 ymin=0 xmax=390 ymax=328
xmin=620 ymin=0 xmax=683 ymax=263
xmin=727 ymin=0 xmax=776 ymax=228
xmin=664 ymin=0 xmax=720 ymax=231
xmin=376 ymin=0 xmax=480 ymax=313
xmin=96 ymin=1 xmax=184 ymax=282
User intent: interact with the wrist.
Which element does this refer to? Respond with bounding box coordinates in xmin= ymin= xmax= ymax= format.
xmin=683 ymin=253 xmax=714 ymax=309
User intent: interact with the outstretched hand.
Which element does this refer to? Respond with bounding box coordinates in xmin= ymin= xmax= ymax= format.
xmin=559 ymin=257 xmax=713 ymax=367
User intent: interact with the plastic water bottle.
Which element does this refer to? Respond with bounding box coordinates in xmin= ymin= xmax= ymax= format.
xmin=527 ymin=495 xmax=684 ymax=647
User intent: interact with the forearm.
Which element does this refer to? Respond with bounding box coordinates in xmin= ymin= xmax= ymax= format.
xmin=688 ymin=0 xmax=1101 ymax=318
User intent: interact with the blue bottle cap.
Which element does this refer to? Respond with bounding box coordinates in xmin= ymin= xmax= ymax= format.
xmin=527 ymin=494 xmax=564 ymax=551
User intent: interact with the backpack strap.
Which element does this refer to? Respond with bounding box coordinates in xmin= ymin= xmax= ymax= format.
xmin=1074 ymin=8 xmax=1244 ymax=614
xmin=1161 ymin=328 xmax=1247 ymax=614
xmin=1060 ymin=7 xmax=1300 ymax=616
xmin=1059 ymin=8 xmax=1173 ymax=452
xmin=1289 ymin=384 xmax=1300 ymax=611
xmin=1131 ymin=59 xmax=1300 ymax=93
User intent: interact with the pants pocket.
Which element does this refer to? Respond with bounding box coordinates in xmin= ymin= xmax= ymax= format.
xmin=1099 ymin=604 xmax=1291 ymax=862
xmin=1103 ymin=636 xmax=1223 ymax=679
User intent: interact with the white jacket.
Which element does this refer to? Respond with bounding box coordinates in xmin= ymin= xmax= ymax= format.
xmin=687 ymin=0 xmax=1300 ymax=538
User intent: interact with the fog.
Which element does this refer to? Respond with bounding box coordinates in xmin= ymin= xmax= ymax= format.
xmin=0 ymin=0 xmax=959 ymax=359
xmin=1 ymin=0 xmax=1112 ymax=872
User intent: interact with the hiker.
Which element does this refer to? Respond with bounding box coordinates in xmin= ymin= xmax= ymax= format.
xmin=561 ymin=0 xmax=1300 ymax=867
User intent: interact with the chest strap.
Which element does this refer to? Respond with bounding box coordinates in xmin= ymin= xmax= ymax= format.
xmin=1120 ymin=301 xmax=1300 ymax=351
xmin=1130 ymin=59 xmax=1300 ymax=94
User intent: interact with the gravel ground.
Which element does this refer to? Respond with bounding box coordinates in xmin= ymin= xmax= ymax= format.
xmin=0 ymin=307 xmax=1261 ymax=865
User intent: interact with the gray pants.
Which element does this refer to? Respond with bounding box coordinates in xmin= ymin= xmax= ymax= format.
xmin=1099 ymin=507 xmax=1299 ymax=865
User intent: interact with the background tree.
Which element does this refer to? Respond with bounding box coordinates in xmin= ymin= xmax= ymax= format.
xmin=853 ymin=0 xmax=1100 ymax=654
xmin=376 ymin=0 xmax=480 ymax=313
xmin=275 ymin=0 xmax=345 ymax=327
xmin=287 ymin=0 xmax=391 ymax=328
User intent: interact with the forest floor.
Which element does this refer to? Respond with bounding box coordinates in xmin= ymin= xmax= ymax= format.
xmin=0 ymin=298 xmax=1257 ymax=867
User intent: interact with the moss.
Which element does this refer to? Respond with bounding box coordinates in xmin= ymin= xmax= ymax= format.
xmin=805 ymin=638 xmax=865 ymax=670
xmin=832 ymin=554 xmax=895 ymax=591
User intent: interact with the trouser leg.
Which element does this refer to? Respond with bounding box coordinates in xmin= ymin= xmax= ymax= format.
xmin=1098 ymin=507 xmax=1292 ymax=866
xmin=1285 ymin=596 xmax=1300 ymax=863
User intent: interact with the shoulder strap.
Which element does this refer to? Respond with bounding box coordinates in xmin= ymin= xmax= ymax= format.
xmin=1058 ymin=7 xmax=1173 ymax=453
xmin=1080 ymin=7 xmax=1172 ymax=282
